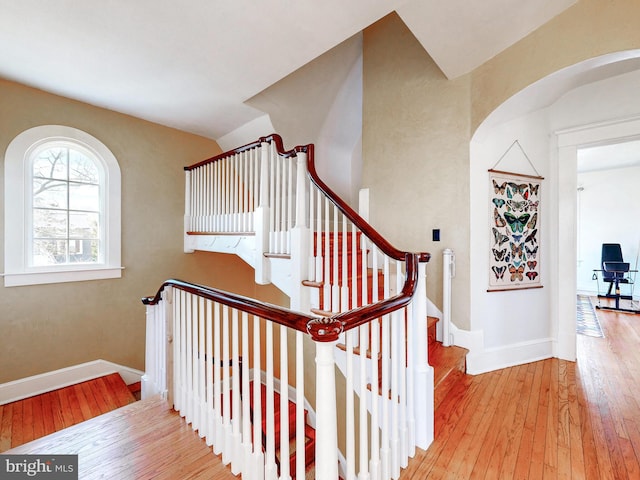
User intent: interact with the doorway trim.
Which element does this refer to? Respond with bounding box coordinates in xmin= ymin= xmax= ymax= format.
xmin=553 ymin=114 xmax=640 ymax=360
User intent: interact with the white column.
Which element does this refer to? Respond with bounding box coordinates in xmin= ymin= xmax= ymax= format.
xmin=255 ymin=142 xmax=271 ymax=284
xmin=412 ymin=262 xmax=434 ymax=450
xmin=184 ymin=170 xmax=194 ymax=253
xmin=442 ymin=249 xmax=455 ymax=347
xmin=315 ymin=341 xmax=339 ymax=480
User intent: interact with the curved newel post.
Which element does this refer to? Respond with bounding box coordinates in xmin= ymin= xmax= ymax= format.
xmin=411 ymin=261 xmax=434 ymax=450
xmin=314 ymin=340 xmax=340 ymax=480
xmin=255 ymin=141 xmax=271 ymax=284
xmin=442 ymin=249 xmax=455 ymax=347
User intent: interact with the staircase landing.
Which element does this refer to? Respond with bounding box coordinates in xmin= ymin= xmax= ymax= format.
xmin=0 ymin=373 xmax=137 ymax=452
xmin=5 ymin=395 xmax=234 ymax=480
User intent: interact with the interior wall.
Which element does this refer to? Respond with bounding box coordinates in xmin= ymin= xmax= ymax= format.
xmin=469 ymin=65 xmax=640 ymax=372
xmin=362 ymin=13 xmax=471 ymax=325
xmin=577 ymin=164 xmax=640 ymax=298
xmin=470 ymin=0 xmax=640 ymax=134
xmin=246 ymin=34 xmax=364 ymax=205
xmin=0 ymin=79 xmax=288 ymax=384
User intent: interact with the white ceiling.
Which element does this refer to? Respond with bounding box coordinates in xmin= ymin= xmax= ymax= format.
xmin=0 ymin=0 xmax=575 ymax=140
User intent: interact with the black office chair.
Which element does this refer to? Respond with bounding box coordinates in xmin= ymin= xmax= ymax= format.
xmin=595 ymin=243 xmax=638 ymax=313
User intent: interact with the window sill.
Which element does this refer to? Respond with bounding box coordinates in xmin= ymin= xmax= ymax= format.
xmin=2 ymin=266 xmax=124 ymax=287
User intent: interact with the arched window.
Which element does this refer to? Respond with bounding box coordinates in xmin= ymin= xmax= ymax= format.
xmin=4 ymin=125 xmax=122 ymax=286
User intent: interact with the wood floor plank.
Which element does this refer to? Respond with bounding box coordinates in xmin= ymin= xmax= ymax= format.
xmin=513 ymin=360 xmax=544 ymax=479
xmin=0 ymin=403 xmax=12 ymax=451
xmin=566 ymin=360 xmax=586 ymax=480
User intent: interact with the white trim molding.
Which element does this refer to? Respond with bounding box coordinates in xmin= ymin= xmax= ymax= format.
xmin=0 ymin=359 xmax=143 ymax=405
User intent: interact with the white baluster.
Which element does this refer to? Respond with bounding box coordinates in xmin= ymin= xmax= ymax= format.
xmin=252 ymin=315 xmax=264 ymax=479
xmin=222 ymin=305 xmax=232 ymax=465
xmin=213 ymin=302 xmax=223 ymax=454
xmin=185 ymin=292 xmax=193 ymax=425
xmin=265 ymin=322 xmax=277 ymax=480
xmin=359 ymin=322 xmax=369 ymax=480
xmin=231 ymin=309 xmax=242 ymax=474
xmin=295 ymin=331 xmax=305 ymax=480
xmin=279 ymin=325 xmax=290 ymax=480
xmin=241 ymin=312 xmax=252 ymax=476
xmin=198 ymin=296 xmax=206 ymax=436
xmin=345 ymin=330 xmax=356 ymax=480
xmin=206 ymin=299 xmax=214 ymax=446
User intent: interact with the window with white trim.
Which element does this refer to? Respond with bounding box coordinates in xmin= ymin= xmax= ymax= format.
xmin=4 ymin=125 xmax=122 ymax=286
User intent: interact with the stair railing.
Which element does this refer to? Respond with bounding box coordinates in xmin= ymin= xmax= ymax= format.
xmin=147 ymin=134 xmax=433 ymax=480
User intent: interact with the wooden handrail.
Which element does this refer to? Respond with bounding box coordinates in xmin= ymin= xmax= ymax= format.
xmin=305 ymin=143 xmax=430 ymax=264
xmin=142 ymin=254 xmax=418 ymax=342
xmin=184 ymin=133 xmax=429 ymax=264
xmin=184 ymin=134 xmax=307 ymax=171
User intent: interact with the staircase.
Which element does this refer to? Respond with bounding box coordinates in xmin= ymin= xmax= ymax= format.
xmin=143 ymin=134 xmax=466 ymax=480
xmin=248 ymin=382 xmax=315 ymax=478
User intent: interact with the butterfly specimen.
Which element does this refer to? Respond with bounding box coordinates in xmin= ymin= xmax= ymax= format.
xmin=512 ymin=260 xmax=523 ymax=268
xmin=512 ymin=234 xmax=523 ymax=243
xmin=493 ymin=180 xmax=507 ymax=195
xmin=528 ymin=183 xmax=539 ymax=195
xmin=492 ymin=265 xmax=506 ymax=280
xmin=492 ymin=247 xmax=508 ymax=262
xmin=492 ymin=227 xmax=509 ymax=247
xmin=494 ymin=208 xmax=506 ymax=227
xmin=492 ymin=198 xmax=506 ymax=208
xmin=506 ymin=199 xmax=528 ymax=212
xmin=508 ymin=182 xmax=529 ymax=199
xmin=525 ymin=245 xmax=538 ymax=259
xmin=526 ymin=271 xmax=539 ymax=280
xmin=527 ymin=213 xmax=537 ymax=229
xmin=524 ymin=228 xmax=537 ymax=245
xmin=504 ymin=212 xmax=531 ymax=233
xmin=510 ymin=241 xmax=524 ymax=259
xmin=509 ymin=265 xmax=525 ymax=281
xmin=527 ymin=260 xmax=537 ymax=270
xmin=528 ymin=201 xmax=539 ymax=211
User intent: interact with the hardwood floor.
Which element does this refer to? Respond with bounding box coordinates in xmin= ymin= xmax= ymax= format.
xmin=4 ymin=301 xmax=640 ymax=479
xmin=0 ymin=372 xmax=136 ymax=452
xmin=404 ymin=299 xmax=640 ymax=479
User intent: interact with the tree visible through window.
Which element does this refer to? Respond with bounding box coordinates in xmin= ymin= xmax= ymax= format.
xmin=31 ymin=144 xmax=103 ymax=266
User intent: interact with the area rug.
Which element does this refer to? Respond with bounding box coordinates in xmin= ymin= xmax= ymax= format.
xmin=576 ymin=295 xmax=604 ymax=338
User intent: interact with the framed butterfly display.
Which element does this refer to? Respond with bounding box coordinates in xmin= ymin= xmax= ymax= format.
xmin=488 ymin=171 xmax=542 ymax=291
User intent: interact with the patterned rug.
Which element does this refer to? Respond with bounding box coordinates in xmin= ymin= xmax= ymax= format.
xmin=576 ymin=295 xmax=604 ymax=338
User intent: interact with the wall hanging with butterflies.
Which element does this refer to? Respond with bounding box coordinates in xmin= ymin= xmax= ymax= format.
xmin=488 ymin=170 xmax=542 ymax=291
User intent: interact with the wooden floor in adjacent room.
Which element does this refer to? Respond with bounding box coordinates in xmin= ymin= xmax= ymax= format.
xmin=4 ymin=298 xmax=640 ymax=479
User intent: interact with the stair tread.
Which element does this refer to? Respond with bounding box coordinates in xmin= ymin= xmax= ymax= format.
xmin=430 ymin=342 xmax=468 ymax=387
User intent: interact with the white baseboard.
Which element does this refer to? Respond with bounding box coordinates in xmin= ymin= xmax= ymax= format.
xmin=0 ymin=360 xmax=144 ymax=405
xmin=465 ymin=337 xmax=554 ymax=375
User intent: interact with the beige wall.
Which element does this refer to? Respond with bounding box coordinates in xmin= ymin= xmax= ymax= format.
xmin=362 ymin=1 xmax=640 ymax=333
xmin=362 ymin=13 xmax=471 ymax=327
xmin=471 ymin=0 xmax=640 ymax=133
xmin=0 ymin=79 xmax=287 ymax=384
